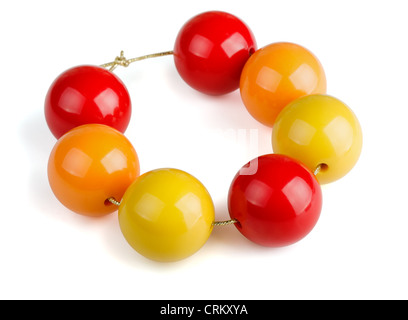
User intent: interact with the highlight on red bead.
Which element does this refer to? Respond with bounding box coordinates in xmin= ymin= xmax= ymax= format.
xmin=173 ymin=10 xmax=257 ymax=95
xmin=48 ymin=124 xmax=140 ymax=216
xmin=45 ymin=65 xmax=131 ymax=139
xmin=228 ymin=154 xmax=322 ymax=247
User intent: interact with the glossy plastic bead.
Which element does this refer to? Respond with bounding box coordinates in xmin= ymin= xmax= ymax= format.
xmin=272 ymin=94 xmax=362 ymax=184
xmin=240 ymin=42 xmax=326 ymax=127
xmin=228 ymin=154 xmax=322 ymax=247
xmin=118 ymin=168 xmax=215 ymax=262
xmin=173 ymin=11 xmax=256 ymax=95
xmin=45 ymin=65 xmax=131 ymax=139
xmin=48 ymin=124 xmax=140 ymax=216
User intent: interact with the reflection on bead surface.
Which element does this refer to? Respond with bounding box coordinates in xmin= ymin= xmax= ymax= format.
xmin=118 ymin=168 xmax=215 ymax=262
xmin=174 ymin=11 xmax=256 ymax=95
xmin=48 ymin=124 xmax=140 ymax=216
xmin=45 ymin=65 xmax=131 ymax=139
xmin=240 ymin=42 xmax=326 ymax=127
xmin=228 ymin=154 xmax=322 ymax=247
xmin=272 ymin=94 xmax=362 ymax=184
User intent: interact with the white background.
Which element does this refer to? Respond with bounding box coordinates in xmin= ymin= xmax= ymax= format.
xmin=1 ymin=0 xmax=407 ymax=300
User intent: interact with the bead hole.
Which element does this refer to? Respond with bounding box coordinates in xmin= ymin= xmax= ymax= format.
xmin=314 ymin=164 xmax=328 ymax=176
xmin=319 ymin=163 xmax=329 ymax=172
xmin=249 ymin=47 xmax=256 ymax=56
xmin=104 ymin=197 xmax=121 ymax=207
xmin=234 ymin=219 xmax=242 ymax=229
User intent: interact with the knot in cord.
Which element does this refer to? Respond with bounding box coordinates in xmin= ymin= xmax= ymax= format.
xmin=100 ymin=50 xmax=174 ymax=72
xmin=112 ymin=51 xmax=130 ymax=69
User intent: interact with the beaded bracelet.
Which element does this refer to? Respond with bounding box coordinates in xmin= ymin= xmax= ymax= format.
xmin=44 ymin=11 xmax=362 ymax=262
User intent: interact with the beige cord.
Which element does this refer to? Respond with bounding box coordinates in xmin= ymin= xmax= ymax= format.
xmin=100 ymin=50 xmax=174 ymax=71
xmin=106 ymin=197 xmax=238 ymax=226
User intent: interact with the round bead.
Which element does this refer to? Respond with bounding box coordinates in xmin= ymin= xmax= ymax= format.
xmin=228 ymin=154 xmax=322 ymax=247
xmin=48 ymin=124 xmax=140 ymax=216
xmin=45 ymin=65 xmax=131 ymax=139
xmin=118 ymin=168 xmax=215 ymax=262
xmin=240 ymin=42 xmax=326 ymax=127
xmin=173 ymin=11 xmax=257 ymax=95
xmin=272 ymin=94 xmax=363 ymax=184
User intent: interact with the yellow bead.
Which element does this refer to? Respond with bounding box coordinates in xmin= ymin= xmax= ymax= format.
xmin=272 ymin=94 xmax=362 ymax=184
xmin=118 ymin=168 xmax=215 ymax=262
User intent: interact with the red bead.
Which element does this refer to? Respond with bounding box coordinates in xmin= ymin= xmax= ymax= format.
xmin=173 ymin=11 xmax=257 ymax=95
xmin=45 ymin=65 xmax=131 ymax=139
xmin=228 ymin=154 xmax=322 ymax=247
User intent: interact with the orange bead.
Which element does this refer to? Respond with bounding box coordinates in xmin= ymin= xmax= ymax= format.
xmin=240 ymin=42 xmax=327 ymax=127
xmin=48 ymin=124 xmax=140 ymax=216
